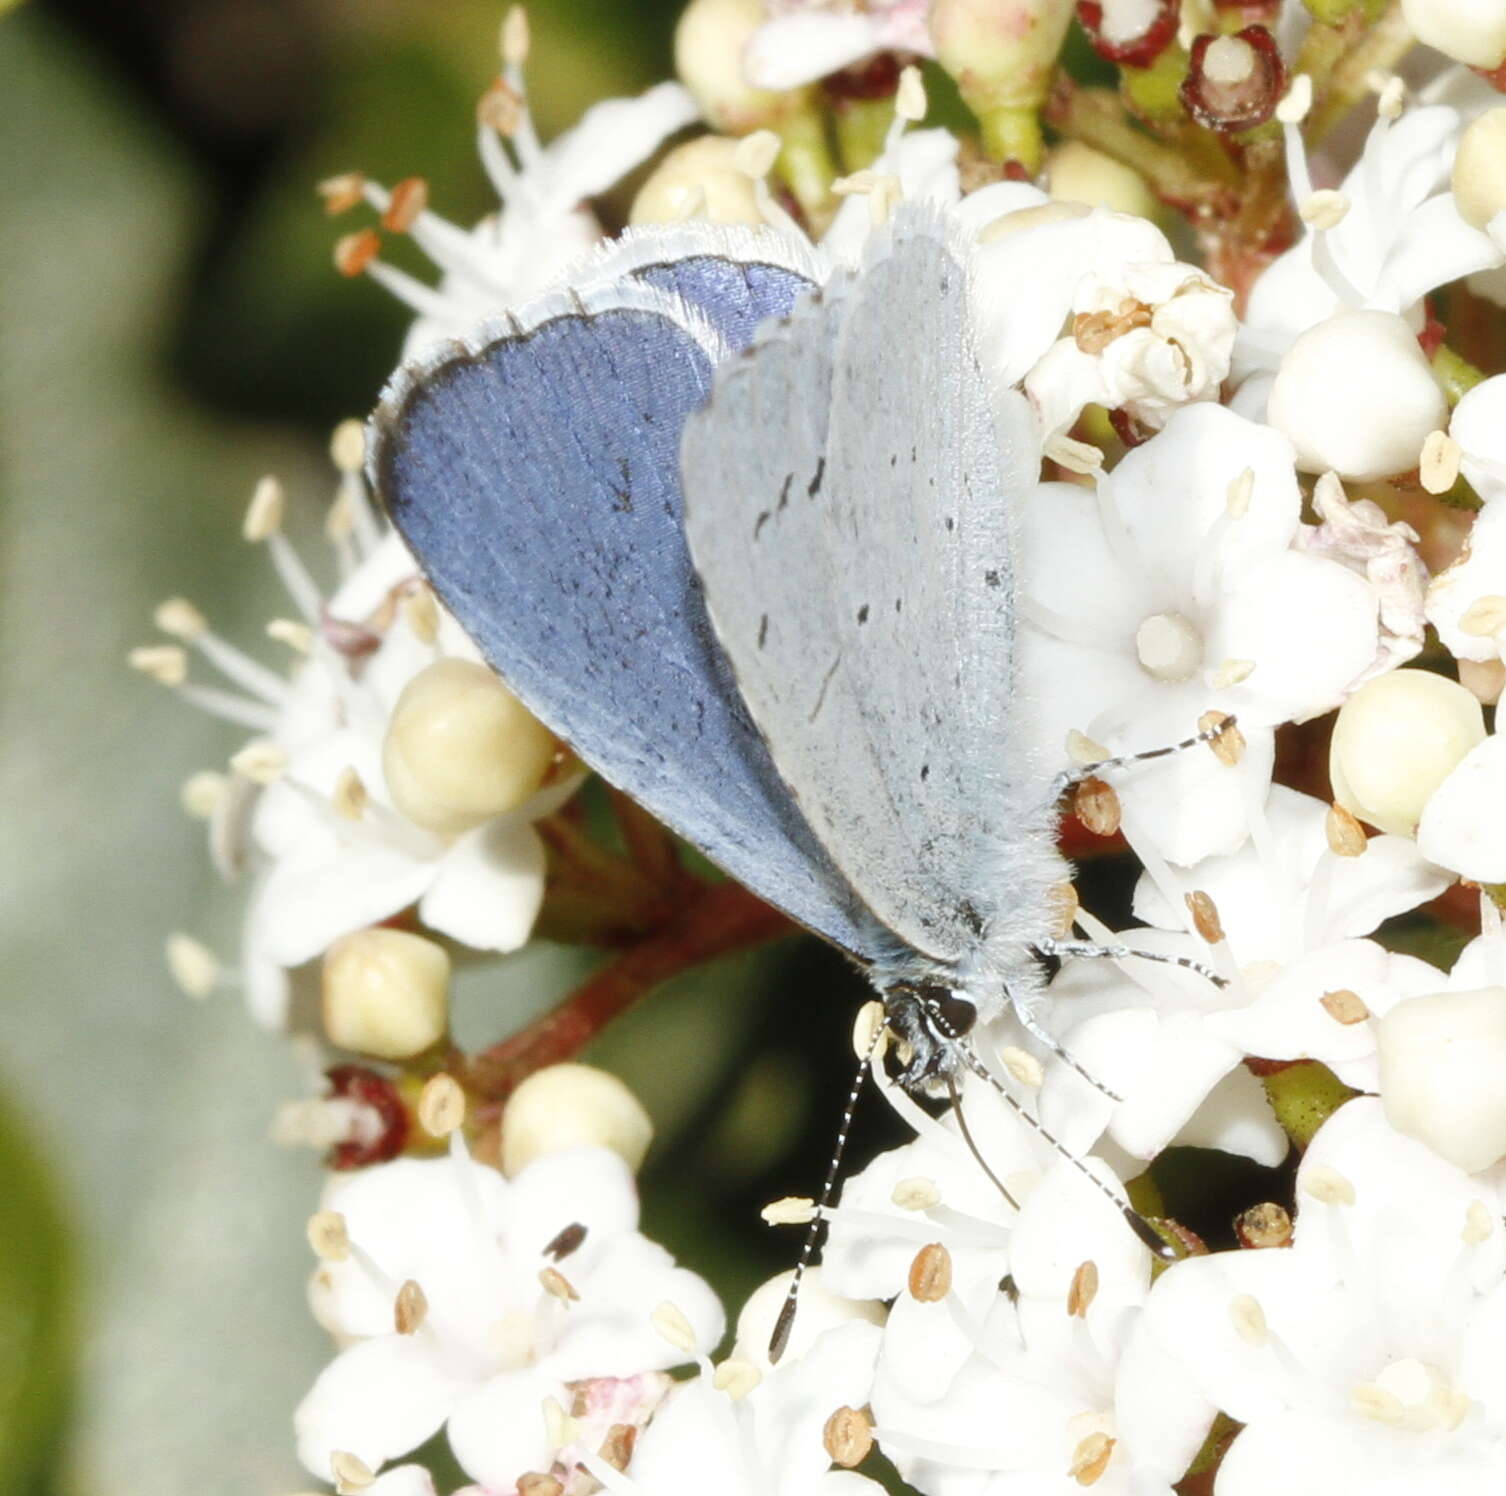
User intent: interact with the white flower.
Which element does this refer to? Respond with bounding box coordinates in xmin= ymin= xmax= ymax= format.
xmin=1297 ymin=472 xmax=1428 ymax=684
xmin=1025 ymin=258 xmax=1236 ymax=439
xmin=1131 ymin=1098 xmax=1506 ymax=1494
xmin=294 ymin=1146 xmax=724 ymax=1488
xmin=744 ymin=0 xmax=934 ymax=91
xmin=1234 ymin=106 xmax=1502 ymax=414
xmin=1449 ymin=373 xmax=1506 ymax=505
xmin=1418 ymin=729 xmax=1506 ymax=880
xmin=862 ymin=1147 xmax=1209 ymax=1492
xmin=616 ymin=1273 xmax=885 ymax=1496
xmin=1039 ymin=785 xmax=1451 ymax=1163
xmin=346 ymin=50 xmax=697 ymax=353
xmin=1017 ymin=402 xmax=1385 ymax=865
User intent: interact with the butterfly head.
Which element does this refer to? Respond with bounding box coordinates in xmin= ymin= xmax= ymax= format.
xmin=883 ymin=979 xmax=977 ymax=1091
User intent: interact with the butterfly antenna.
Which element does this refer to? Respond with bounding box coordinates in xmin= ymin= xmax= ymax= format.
xmin=768 ymin=1018 xmax=883 ymax=1364
xmin=924 ymin=1004 xmax=1175 ymax=1263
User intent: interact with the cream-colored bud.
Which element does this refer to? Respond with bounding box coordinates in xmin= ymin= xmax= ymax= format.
xmin=1400 ymin=0 xmax=1506 ymax=70
xmin=500 ymin=1062 xmax=653 ymax=1176
xmin=1380 ymin=988 xmax=1506 ymax=1172
xmin=928 ymin=0 xmax=1075 ymax=167
xmin=383 ymin=658 xmax=556 ymax=836
xmin=1046 ymin=140 xmax=1158 ymax=219
xmin=1452 ymin=109 xmax=1506 ymax=232
xmin=674 ymin=0 xmax=809 ymax=133
xmin=322 ymin=927 xmax=451 ymax=1059
xmin=1267 ymin=310 xmax=1449 ymax=482
xmin=630 ymin=136 xmax=763 ymax=226
xmin=1330 ymin=670 xmax=1486 ymax=837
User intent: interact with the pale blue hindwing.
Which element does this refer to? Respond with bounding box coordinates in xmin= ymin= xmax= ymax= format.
xmin=371 ymin=256 xmax=879 ymax=960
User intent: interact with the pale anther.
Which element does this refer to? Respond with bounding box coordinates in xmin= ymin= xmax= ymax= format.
xmin=541 ymin=1395 xmax=578 ymax=1449
xmin=1459 ymin=594 xmax=1506 ymax=637
xmin=243 ymin=476 xmax=286 ymax=540
xmin=317 ymin=171 xmax=365 ymax=215
xmin=1068 ymin=1431 xmax=1116 ymax=1485
xmin=538 ymin=1266 xmax=580 ymax=1302
xmin=1325 ymin=801 xmax=1367 ymax=856
xmin=762 ymin=1196 xmax=816 ymax=1225
xmin=179 ymin=770 xmax=227 ymax=819
xmin=896 ymin=64 xmax=927 ymax=122
xmin=1045 ymin=434 xmax=1104 ymax=475
xmin=230 ymin=741 xmax=288 ymax=785
xmin=1000 ymin=1045 xmax=1045 ymax=1089
xmin=733 ymin=130 xmax=781 ymax=180
xmin=712 ymin=1357 xmax=762 ymax=1398
xmin=1067 ymin=729 xmax=1110 ymax=765
xmin=1199 ymin=710 xmax=1244 ymax=766
xmin=418 ymin=1073 xmax=466 ymax=1138
xmin=1303 ymin=1163 xmax=1356 ymax=1207
xmin=166 ymin=933 xmax=220 ymax=998
xmin=394 ymin=1278 xmax=428 ymax=1334
xmin=330 ymin=419 xmax=366 ymax=474
xmin=1320 ymin=988 xmax=1369 ymax=1025
xmin=307 ymin=1209 xmax=351 ymax=1262
xmin=823 ymin=1404 xmax=874 ymax=1467
xmin=1074 ymin=776 xmax=1121 ymax=836
xmin=1211 ymin=658 xmax=1255 ymax=688
xmin=502 ymin=4 xmax=530 ymax=65
xmin=1066 ymin=1259 xmax=1098 ymax=1318
xmin=1463 ymin=1200 xmax=1495 ymax=1244
xmin=1372 ymin=73 xmax=1405 ymax=119
xmin=1229 ymin=1293 xmax=1268 ymax=1345
xmin=332 ymin=766 xmax=368 ymax=820
xmin=1186 ymin=889 xmax=1224 ymax=944
xmin=650 ymin=1299 xmax=698 ymax=1354
xmin=1421 ymin=429 xmax=1462 ymax=494
xmin=267 ymin=617 xmax=314 ymax=653
xmin=1225 ymin=466 xmax=1254 ymax=516
xmin=1351 ymin=1382 xmax=1404 ymax=1423
xmin=155 ymin=597 xmax=207 ymax=638
xmin=129 ymin=644 xmax=188 ymax=686
xmin=331 ymin=1450 xmax=375 ymax=1493
xmin=892 ymin=1176 xmax=942 ymax=1210
xmin=404 ymin=586 xmax=441 ymax=645
xmin=1300 ymin=189 xmax=1350 ymax=230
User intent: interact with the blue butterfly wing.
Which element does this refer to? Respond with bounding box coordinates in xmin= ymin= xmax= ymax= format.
xmin=371 ymin=266 xmax=878 ymax=959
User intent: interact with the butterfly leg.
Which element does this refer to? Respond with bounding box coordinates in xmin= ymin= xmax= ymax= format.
xmin=1039 ymin=936 xmax=1228 ymax=989
xmin=1050 ymin=713 xmax=1240 ymax=799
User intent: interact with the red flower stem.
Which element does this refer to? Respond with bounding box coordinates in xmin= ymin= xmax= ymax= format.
xmin=466 ymin=880 xmax=793 ymax=1102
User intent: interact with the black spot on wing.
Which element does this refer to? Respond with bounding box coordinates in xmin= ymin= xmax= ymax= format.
xmin=807 ymin=457 xmax=825 ymax=498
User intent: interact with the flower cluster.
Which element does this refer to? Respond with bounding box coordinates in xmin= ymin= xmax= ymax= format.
xmin=132 ymin=0 xmax=1506 ymax=1492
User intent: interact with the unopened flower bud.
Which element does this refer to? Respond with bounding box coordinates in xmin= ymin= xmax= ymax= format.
xmin=631 ymin=135 xmax=763 ymax=226
xmin=1400 ymin=0 xmax=1506 ymax=70
xmin=1046 ymin=140 xmax=1158 ymax=218
xmin=1452 ymin=109 xmax=1506 ymax=231
xmin=1330 ymin=669 xmax=1485 ymax=837
xmin=383 ymin=658 xmax=556 ymax=836
xmin=1076 ymin=0 xmax=1179 ymax=67
xmin=1380 ymin=988 xmax=1506 ymax=1171
xmin=322 ymin=928 xmax=451 ymax=1059
xmin=928 ymin=0 xmax=1076 ymax=169
xmin=1180 ymin=28 xmax=1286 ymax=133
xmin=674 ymin=0 xmax=811 ymax=133
xmin=1266 ymin=310 xmax=1449 ymax=481
xmin=500 ymin=1062 xmax=653 ymax=1176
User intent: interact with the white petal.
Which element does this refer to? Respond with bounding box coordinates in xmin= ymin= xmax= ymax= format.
xmin=365 ymin=1467 xmax=438 ymax=1496
xmin=1426 ymin=501 xmax=1506 ymax=662
xmin=1172 ymin=1063 xmax=1287 ymax=1167
xmin=1452 ymin=374 xmax=1506 ymax=504
xmin=1379 ymin=189 xmax=1502 ymax=314
xmin=445 ymin=1369 xmax=569 ymax=1492
xmin=506 ymin=1145 xmax=639 ymax=1265
xmin=1108 ymin=404 xmax=1302 ymax=590
xmin=538 ymin=83 xmax=699 ymax=219
xmin=545 ymin=1234 xmax=725 ymax=1379
xmin=257 ymin=832 xmax=434 ymax=966
xmin=744 ymin=12 xmax=881 ymax=89
xmin=823 ymin=129 xmax=960 ymax=264
xmin=294 ymin=1336 xmax=459 ymax=1478
xmin=418 ymin=817 xmax=546 ymax=951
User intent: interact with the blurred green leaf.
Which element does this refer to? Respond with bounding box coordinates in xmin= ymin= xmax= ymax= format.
xmin=0 ymin=1092 xmax=72 ymax=1496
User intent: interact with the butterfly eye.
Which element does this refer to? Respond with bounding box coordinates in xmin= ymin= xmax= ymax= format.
xmin=929 ymin=992 xmax=977 ymax=1039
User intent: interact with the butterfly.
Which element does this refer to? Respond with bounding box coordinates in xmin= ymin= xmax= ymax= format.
xmin=369 ymin=209 xmax=1217 ymax=1344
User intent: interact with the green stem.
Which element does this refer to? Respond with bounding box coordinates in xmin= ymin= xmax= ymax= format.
xmin=1307 ymin=2 xmax=1416 ymax=143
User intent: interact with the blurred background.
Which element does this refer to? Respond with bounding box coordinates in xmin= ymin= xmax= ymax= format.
xmin=0 ymin=1 xmax=912 ymax=1490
